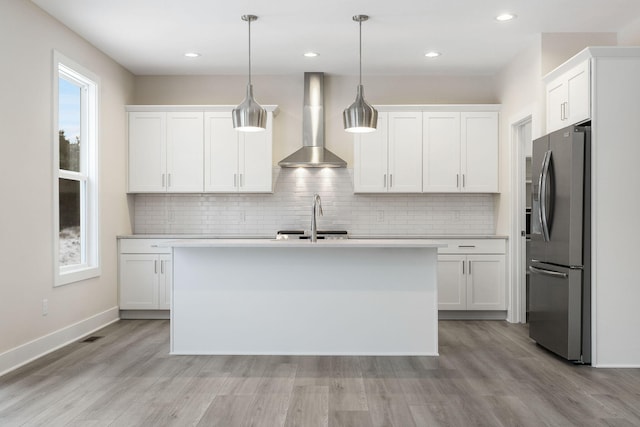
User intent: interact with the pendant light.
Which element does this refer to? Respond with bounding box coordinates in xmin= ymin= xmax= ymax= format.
xmin=343 ymin=15 xmax=378 ymax=133
xmin=232 ymin=14 xmax=267 ymax=132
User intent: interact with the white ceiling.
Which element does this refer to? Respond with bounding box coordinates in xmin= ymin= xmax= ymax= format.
xmin=31 ymin=0 xmax=640 ymax=76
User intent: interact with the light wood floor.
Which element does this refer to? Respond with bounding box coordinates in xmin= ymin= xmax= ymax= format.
xmin=2 ymin=320 xmax=640 ymax=426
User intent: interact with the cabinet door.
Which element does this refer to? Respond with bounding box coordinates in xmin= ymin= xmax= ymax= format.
xmin=466 ymin=254 xmax=506 ymax=310
xmin=566 ymin=60 xmax=590 ymax=126
xmin=158 ymin=254 xmax=172 ymax=310
xmin=461 ymin=112 xmax=499 ymax=193
xmin=239 ymin=114 xmax=273 ymax=192
xmin=546 ymin=59 xmax=591 ymax=133
xmin=119 ymin=254 xmax=159 ymax=309
xmin=166 ymin=112 xmax=204 ymax=192
xmin=128 ymin=112 xmax=166 ymax=192
xmin=546 ymin=77 xmax=566 ymax=133
xmin=204 ymin=112 xmax=239 ymax=192
xmin=437 ymin=255 xmax=467 ymax=310
xmin=353 ymin=113 xmax=388 ymax=193
xmin=388 ymin=112 xmax=422 ymax=192
xmin=423 ymin=112 xmax=461 ymax=192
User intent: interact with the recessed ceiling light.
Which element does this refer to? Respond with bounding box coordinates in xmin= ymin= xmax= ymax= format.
xmin=495 ymin=13 xmax=517 ymax=22
xmin=184 ymin=52 xmax=201 ymax=58
xmin=304 ymin=52 xmax=319 ymax=58
xmin=425 ymin=51 xmax=441 ymax=58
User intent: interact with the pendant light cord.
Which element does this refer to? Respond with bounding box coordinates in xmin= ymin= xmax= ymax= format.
xmin=358 ymin=18 xmax=362 ymax=86
xmin=248 ymin=18 xmax=252 ymax=86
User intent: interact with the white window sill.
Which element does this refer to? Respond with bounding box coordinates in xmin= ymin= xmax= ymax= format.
xmin=56 ymin=265 xmax=101 ymax=287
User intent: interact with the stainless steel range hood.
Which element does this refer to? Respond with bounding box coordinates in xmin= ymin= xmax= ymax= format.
xmin=278 ymin=72 xmax=347 ymax=168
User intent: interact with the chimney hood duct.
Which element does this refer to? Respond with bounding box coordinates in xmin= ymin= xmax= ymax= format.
xmin=278 ymin=72 xmax=347 ymax=168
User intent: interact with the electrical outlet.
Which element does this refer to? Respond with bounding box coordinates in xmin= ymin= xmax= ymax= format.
xmin=42 ymin=299 xmax=48 ymax=316
xmin=377 ymin=210 xmax=384 ymax=223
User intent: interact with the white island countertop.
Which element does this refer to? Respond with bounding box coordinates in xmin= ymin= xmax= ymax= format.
xmin=161 ymin=238 xmax=447 ymax=249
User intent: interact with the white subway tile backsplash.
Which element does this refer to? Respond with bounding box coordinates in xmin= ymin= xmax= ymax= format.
xmin=134 ymin=168 xmax=496 ymax=236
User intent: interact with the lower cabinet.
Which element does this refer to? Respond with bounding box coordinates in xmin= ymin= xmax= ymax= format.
xmin=118 ymin=239 xmax=171 ymax=311
xmin=437 ymin=239 xmax=506 ymax=311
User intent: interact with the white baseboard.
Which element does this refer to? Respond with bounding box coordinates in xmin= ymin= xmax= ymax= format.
xmin=0 ymin=306 xmax=119 ymax=377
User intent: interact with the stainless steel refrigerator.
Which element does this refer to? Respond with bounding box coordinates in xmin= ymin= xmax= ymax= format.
xmin=529 ymin=124 xmax=591 ymax=364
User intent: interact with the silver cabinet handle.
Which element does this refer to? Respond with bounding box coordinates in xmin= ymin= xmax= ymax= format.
xmin=383 ymin=174 xmax=387 ymax=188
xmin=564 ymin=102 xmax=569 ymax=120
xmin=390 ymin=174 xmax=393 ymax=188
xmin=462 ymin=174 xmax=466 ymax=188
xmin=456 ymin=174 xmax=459 ymax=187
xmin=560 ymin=102 xmax=564 ymax=121
xmin=162 ymin=174 xmax=165 ymax=188
xmin=458 ymin=245 xmax=476 ymax=248
xmin=468 ymin=260 xmax=471 ymax=275
xmin=240 ymin=173 xmax=243 ymax=187
xmin=234 ymin=174 xmax=237 ymax=187
xmin=462 ymin=260 xmax=465 ymax=275
xmin=154 ymin=260 xmax=158 ymax=274
xmin=168 ymin=173 xmax=171 ymax=188
xmin=160 ymin=260 xmax=164 ymax=274
xmin=529 ymin=266 xmax=568 ymax=279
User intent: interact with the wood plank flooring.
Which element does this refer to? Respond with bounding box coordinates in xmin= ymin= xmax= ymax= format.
xmin=2 ymin=320 xmax=640 ymax=426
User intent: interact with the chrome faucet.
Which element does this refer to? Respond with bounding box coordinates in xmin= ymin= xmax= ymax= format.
xmin=310 ymin=193 xmax=323 ymax=242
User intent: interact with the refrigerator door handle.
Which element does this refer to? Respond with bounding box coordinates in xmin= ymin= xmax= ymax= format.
xmin=539 ymin=150 xmax=552 ymax=242
xmin=529 ymin=265 xmax=568 ymax=279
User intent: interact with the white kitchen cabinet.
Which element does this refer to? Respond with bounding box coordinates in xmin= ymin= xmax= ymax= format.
xmin=118 ymin=239 xmax=171 ymax=312
xmin=422 ymin=112 xmax=460 ymax=192
xmin=546 ymin=59 xmax=590 ymax=133
xmin=423 ymin=111 xmax=499 ymax=193
xmin=128 ymin=111 xmax=204 ymax=193
xmin=353 ymin=114 xmax=388 ymax=192
xmin=437 ymin=239 xmax=506 ymax=311
xmin=204 ymin=112 xmax=273 ymax=193
xmin=353 ymin=112 xmax=422 ymax=193
xmin=437 ymin=254 xmax=467 ymax=310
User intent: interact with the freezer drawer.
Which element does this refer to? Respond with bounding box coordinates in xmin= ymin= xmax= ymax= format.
xmin=528 ymin=263 xmax=583 ymax=361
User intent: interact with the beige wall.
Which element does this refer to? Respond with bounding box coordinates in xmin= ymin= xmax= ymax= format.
xmin=0 ymin=1 xmax=134 ymax=355
xmin=619 ymin=15 xmax=640 ymax=45
xmin=494 ymin=37 xmax=544 ymax=237
xmin=541 ymin=32 xmax=617 ymax=75
xmin=133 ymin=74 xmax=498 ymax=166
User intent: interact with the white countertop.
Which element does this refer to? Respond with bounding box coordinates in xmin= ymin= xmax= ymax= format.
xmin=161 ymin=238 xmax=447 ymax=249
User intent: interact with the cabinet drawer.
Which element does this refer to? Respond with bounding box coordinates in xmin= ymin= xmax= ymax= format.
xmin=438 ymin=239 xmax=505 ymax=254
xmin=119 ymin=238 xmax=171 ymax=254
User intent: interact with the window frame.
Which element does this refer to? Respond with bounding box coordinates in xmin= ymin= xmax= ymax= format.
xmin=53 ymin=50 xmax=100 ymax=286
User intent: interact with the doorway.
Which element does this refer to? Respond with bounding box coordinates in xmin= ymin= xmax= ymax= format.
xmin=509 ymin=115 xmax=532 ymax=324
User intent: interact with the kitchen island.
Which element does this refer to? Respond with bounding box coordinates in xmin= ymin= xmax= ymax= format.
xmin=164 ymin=239 xmax=445 ymax=355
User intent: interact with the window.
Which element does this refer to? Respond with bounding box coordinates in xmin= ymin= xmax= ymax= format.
xmin=53 ymin=51 xmax=100 ymax=286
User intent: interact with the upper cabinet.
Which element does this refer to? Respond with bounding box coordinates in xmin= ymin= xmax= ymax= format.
xmin=128 ymin=111 xmax=204 ymax=193
xmin=204 ymin=112 xmax=273 ymax=193
xmin=353 ymin=112 xmax=423 ymax=193
xmin=423 ymin=111 xmax=498 ymax=193
xmin=355 ymin=106 xmax=499 ymax=194
xmin=461 ymin=112 xmax=499 ymax=193
xmin=423 ymin=112 xmax=460 ymax=192
xmin=127 ymin=106 xmax=276 ymax=194
xmin=545 ymin=59 xmax=590 ymax=133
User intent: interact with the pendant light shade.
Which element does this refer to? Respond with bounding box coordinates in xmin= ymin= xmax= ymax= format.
xmin=233 ymin=15 xmax=267 ymax=132
xmin=343 ymin=15 xmax=378 ymax=133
